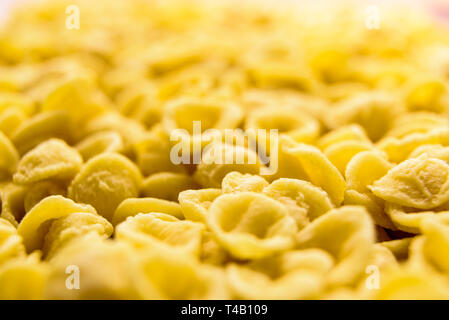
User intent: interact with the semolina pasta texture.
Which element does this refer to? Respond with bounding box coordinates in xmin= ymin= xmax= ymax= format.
xmin=2 ymin=0 xmax=449 ymax=300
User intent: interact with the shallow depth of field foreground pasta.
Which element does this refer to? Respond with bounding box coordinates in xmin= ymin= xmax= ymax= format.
xmin=1 ymin=0 xmax=449 ymax=300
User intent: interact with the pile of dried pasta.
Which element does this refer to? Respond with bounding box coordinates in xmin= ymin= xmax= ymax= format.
xmin=1 ymin=0 xmax=449 ymax=300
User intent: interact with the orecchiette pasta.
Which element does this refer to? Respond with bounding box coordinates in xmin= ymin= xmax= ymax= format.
xmin=1 ymin=0 xmax=449 ymax=300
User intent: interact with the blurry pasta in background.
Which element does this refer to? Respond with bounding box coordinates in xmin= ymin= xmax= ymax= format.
xmin=0 ymin=0 xmax=449 ymax=300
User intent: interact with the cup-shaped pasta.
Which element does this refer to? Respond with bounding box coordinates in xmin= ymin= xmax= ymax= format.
xmin=380 ymin=237 xmax=412 ymax=261
xmin=45 ymin=235 xmax=145 ymax=299
xmin=226 ymin=249 xmax=333 ymax=299
xmin=68 ymin=153 xmax=142 ymax=222
xmin=141 ymin=172 xmax=199 ymax=201
xmin=137 ymin=249 xmax=229 ymax=299
xmin=0 ymin=107 xmax=27 ymax=138
xmin=404 ymin=76 xmax=448 ymax=113
xmin=83 ymin=112 xmax=146 ymax=156
xmin=245 ymin=107 xmax=320 ymax=145
xmin=115 ymin=213 xmax=204 ymax=257
xmin=421 ymin=218 xmax=449 ymax=275
xmin=344 ymin=151 xmax=395 ymax=229
xmin=240 ymin=89 xmax=327 ymax=120
xmin=377 ymin=127 xmax=449 ymax=163
xmin=0 ymin=131 xmax=19 ymax=179
xmin=162 ymin=97 xmax=244 ymax=156
xmin=385 ymin=112 xmax=449 ymax=139
xmin=134 ymin=126 xmax=187 ymax=176
xmin=324 ymin=140 xmax=373 ymax=175
xmin=247 ymin=60 xmax=318 ymax=92
xmin=13 ymin=139 xmax=82 ymax=185
xmin=194 ymin=143 xmax=266 ymax=188
xmin=17 ymin=195 xmax=98 ymax=253
xmin=324 ymin=91 xmax=401 ymax=142
xmin=0 ymin=182 xmax=28 ymax=226
xmin=75 ymin=130 xmax=124 ymax=161
xmin=200 ymin=230 xmax=230 ymax=266
xmin=0 ymin=218 xmax=25 ymax=265
xmin=42 ymin=78 xmax=108 ymax=130
xmin=295 ymin=205 xmax=375 ymax=287
xmin=11 ymin=110 xmax=73 ymax=155
xmin=317 ymin=124 xmax=370 ymax=151
xmin=178 ymin=188 xmax=222 ymax=223
xmin=207 ymin=192 xmax=297 ymax=260
xmin=369 ymin=154 xmax=449 ymax=210
xmin=0 ymin=253 xmax=48 ymax=300
xmin=112 ymin=197 xmax=183 ymax=226
xmin=375 ymin=267 xmax=449 ymax=300
xmin=263 ymin=178 xmax=334 ymax=230
xmin=269 ymin=136 xmax=346 ymax=206
xmin=222 ymin=172 xmax=268 ymax=194
xmin=23 ymin=181 xmax=66 ymax=212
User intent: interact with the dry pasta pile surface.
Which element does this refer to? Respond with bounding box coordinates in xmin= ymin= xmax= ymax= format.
xmin=1 ymin=0 xmax=449 ymax=299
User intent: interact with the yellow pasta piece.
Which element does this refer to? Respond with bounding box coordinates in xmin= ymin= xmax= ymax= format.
xmin=385 ymin=203 xmax=449 ymax=234
xmin=317 ymin=124 xmax=370 ymax=151
xmin=11 ymin=110 xmax=72 ymax=155
xmin=134 ymin=126 xmax=187 ymax=176
xmin=386 ymin=112 xmax=449 ymax=139
xmin=405 ymin=76 xmax=448 ymax=113
xmin=222 ymin=172 xmax=269 ymax=194
xmin=200 ymin=230 xmax=230 ymax=266
xmin=207 ymin=192 xmax=297 ymax=259
xmin=163 ymin=97 xmax=243 ymax=133
xmin=0 ymin=107 xmax=27 ymax=138
xmin=68 ymin=153 xmax=142 ymax=221
xmin=325 ymin=91 xmax=401 ymax=142
xmin=324 ymin=140 xmax=372 ymax=175
xmin=17 ymin=195 xmax=97 ymax=252
xmin=194 ymin=143 xmax=265 ymax=188
xmin=115 ymin=212 xmax=204 ymax=256
xmin=0 ymin=182 xmax=28 ymax=226
xmin=295 ymin=205 xmax=375 ymax=286
xmin=141 ymin=172 xmax=199 ymax=201
xmin=43 ymin=212 xmax=113 ymax=260
xmin=0 ymin=218 xmax=25 ymax=265
xmin=263 ymin=178 xmax=334 ymax=229
xmin=138 ymin=249 xmax=229 ymax=299
xmin=42 ymin=78 xmax=107 ymax=129
xmin=0 ymin=131 xmax=19 ymax=179
xmin=227 ymin=264 xmax=322 ymax=300
xmin=346 ymin=150 xmax=392 ymax=193
xmin=245 ymin=107 xmax=320 ymax=144
xmin=375 ymin=267 xmax=449 ymax=300
xmin=270 ymin=136 xmax=346 ymax=206
xmin=247 ymin=60 xmax=317 ymax=92
xmin=380 ymin=238 xmax=412 ymax=261
xmin=370 ymin=154 xmax=449 ymax=210
xmin=23 ymin=181 xmax=66 ymax=212
xmin=75 ymin=130 xmax=124 ymax=161
xmin=178 ymin=188 xmax=222 ymax=223
xmin=112 ymin=197 xmax=183 ymax=226
xmin=0 ymin=253 xmax=48 ymax=300
xmin=344 ymin=189 xmax=395 ymax=229
xmin=421 ymin=218 xmax=449 ymax=274
xmin=45 ymin=234 xmax=145 ymax=299
xmin=377 ymin=126 xmax=449 ymax=163
xmin=13 ymin=139 xmax=82 ymax=185
xmin=83 ymin=112 xmax=146 ymax=155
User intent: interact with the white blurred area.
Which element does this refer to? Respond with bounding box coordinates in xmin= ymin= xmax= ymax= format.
xmin=0 ymin=0 xmax=448 ymax=24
